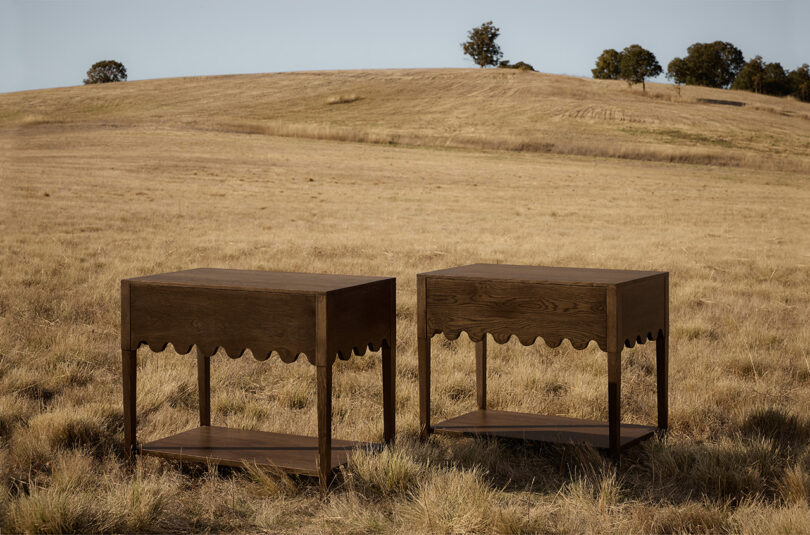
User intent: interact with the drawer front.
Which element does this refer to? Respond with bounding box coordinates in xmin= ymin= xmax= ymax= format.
xmin=425 ymin=277 xmax=607 ymax=350
xmin=126 ymin=283 xmax=316 ymax=363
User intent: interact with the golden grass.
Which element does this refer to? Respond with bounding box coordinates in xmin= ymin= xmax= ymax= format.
xmin=2 ymin=68 xmax=809 ymax=172
xmin=0 ymin=69 xmax=809 ymax=533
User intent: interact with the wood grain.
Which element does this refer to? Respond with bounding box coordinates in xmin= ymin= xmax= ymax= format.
xmin=426 ymin=277 xmax=607 ymax=349
xmin=128 ymin=284 xmax=316 ymax=362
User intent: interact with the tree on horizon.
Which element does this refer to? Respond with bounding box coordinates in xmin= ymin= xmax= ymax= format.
xmin=732 ymin=56 xmax=792 ymax=96
xmin=619 ymin=45 xmax=661 ymax=92
xmin=461 ymin=21 xmax=503 ymax=68
xmin=592 ymin=49 xmax=622 ymax=80
xmin=788 ymin=64 xmax=810 ymax=102
xmin=669 ymin=42 xmax=744 ymax=89
xmin=666 ymin=57 xmax=690 ymax=95
xmin=83 ymin=60 xmax=127 ymax=85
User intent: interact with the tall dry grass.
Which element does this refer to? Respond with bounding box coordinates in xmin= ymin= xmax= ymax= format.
xmin=0 ymin=70 xmax=809 ymax=533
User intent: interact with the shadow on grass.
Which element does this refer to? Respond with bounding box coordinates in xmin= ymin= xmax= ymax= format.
xmin=126 ymin=407 xmax=810 ymax=507
xmin=423 ymin=408 xmax=810 ymax=506
xmin=738 ymin=407 xmax=810 ymax=447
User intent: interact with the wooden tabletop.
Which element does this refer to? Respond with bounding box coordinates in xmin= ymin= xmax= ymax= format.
xmin=126 ymin=268 xmax=393 ymax=294
xmin=419 ymin=263 xmax=665 ymax=286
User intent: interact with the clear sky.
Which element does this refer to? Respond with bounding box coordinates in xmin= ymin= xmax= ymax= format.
xmin=2 ymin=0 xmax=808 ymax=94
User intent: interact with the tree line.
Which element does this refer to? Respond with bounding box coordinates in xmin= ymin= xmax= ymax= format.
xmin=460 ymin=22 xmax=808 ymax=103
xmin=593 ymin=41 xmax=809 ymax=102
xmin=84 ymin=24 xmax=809 ymax=105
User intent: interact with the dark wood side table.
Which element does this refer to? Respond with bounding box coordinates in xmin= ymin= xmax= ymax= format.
xmin=121 ymin=268 xmax=396 ymax=493
xmin=417 ymin=264 xmax=668 ymax=464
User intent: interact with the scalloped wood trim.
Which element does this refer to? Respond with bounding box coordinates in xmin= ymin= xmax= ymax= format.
xmin=623 ymin=328 xmax=665 ymax=349
xmin=135 ymin=338 xmax=390 ymax=366
xmin=430 ymin=328 xmax=604 ymax=352
xmin=431 ymin=326 xmax=666 ymax=353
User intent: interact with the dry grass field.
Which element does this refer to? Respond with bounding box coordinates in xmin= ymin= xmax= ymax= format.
xmin=1 ymin=68 xmax=809 ymax=533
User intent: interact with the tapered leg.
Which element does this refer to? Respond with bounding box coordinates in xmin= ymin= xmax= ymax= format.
xmin=122 ymin=349 xmax=137 ymax=464
xmin=317 ymin=364 xmax=333 ymax=495
xmin=382 ymin=340 xmax=396 ymax=444
xmin=418 ymin=334 xmax=431 ymax=441
xmin=476 ymin=337 xmax=487 ymax=410
xmin=417 ymin=276 xmax=431 ymax=441
xmin=607 ymin=350 xmax=621 ymax=465
xmin=197 ymin=348 xmax=211 ymax=427
xmin=656 ymin=331 xmax=668 ymax=431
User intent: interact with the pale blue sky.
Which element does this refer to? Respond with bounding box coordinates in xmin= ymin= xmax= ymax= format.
xmin=2 ymin=0 xmax=808 ymax=94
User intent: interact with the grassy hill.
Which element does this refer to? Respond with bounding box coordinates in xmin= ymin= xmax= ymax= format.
xmin=1 ymin=69 xmax=810 ymax=533
xmin=3 ymin=68 xmax=809 ymax=171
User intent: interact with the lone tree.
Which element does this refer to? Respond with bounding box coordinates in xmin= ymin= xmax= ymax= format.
xmin=670 ymin=42 xmax=744 ymax=88
xmin=619 ymin=44 xmax=661 ymax=92
xmin=83 ymin=60 xmax=127 ymax=84
xmin=461 ymin=21 xmax=503 ymax=68
xmin=666 ymin=57 xmax=690 ymax=95
xmin=592 ymin=49 xmax=623 ymax=80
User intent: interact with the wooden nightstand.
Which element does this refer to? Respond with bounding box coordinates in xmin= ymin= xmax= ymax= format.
xmin=121 ymin=268 xmax=396 ymax=493
xmin=417 ymin=263 xmax=668 ymax=464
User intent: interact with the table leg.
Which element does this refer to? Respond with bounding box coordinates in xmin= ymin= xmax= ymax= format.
xmin=382 ymin=339 xmax=396 ymax=444
xmin=317 ymin=364 xmax=333 ymax=495
xmin=608 ymin=350 xmax=621 ymax=466
xmin=476 ymin=337 xmax=487 ymax=410
xmin=656 ymin=330 xmax=668 ymax=431
xmin=197 ymin=348 xmax=211 ymax=427
xmin=418 ymin=334 xmax=431 ymax=441
xmin=418 ymin=277 xmax=431 ymax=441
xmin=122 ymin=349 xmax=137 ymax=464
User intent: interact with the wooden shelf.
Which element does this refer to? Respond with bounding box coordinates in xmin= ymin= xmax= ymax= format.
xmin=140 ymin=426 xmax=372 ymax=476
xmin=433 ymin=410 xmax=656 ymax=450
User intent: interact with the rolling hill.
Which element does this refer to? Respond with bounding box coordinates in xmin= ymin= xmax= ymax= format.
xmin=2 ymin=68 xmax=809 ymax=171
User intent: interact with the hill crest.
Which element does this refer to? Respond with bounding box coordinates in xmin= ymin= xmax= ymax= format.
xmin=2 ymin=68 xmax=808 ymax=171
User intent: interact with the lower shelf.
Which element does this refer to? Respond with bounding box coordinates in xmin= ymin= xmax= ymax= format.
xmin=140 ymin=426 xmax=371 ymax=476
xmin=433 ymin=410 xmax=656 ymax=450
